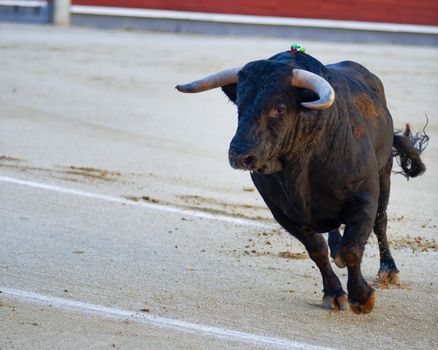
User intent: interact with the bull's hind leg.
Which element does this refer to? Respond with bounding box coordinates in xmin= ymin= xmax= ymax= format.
xmin=328 ymin=229 xmax=346 ymax=268
xmin=374 ymin=157 xmax=400 ymax=285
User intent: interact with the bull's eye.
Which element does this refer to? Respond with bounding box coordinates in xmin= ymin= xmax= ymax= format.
xmin=272 ymin=104 xmax=286 ymax=118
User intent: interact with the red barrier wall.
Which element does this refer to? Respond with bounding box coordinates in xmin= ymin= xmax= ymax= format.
xmin=72 ymin=0 xmax=438 ymax=26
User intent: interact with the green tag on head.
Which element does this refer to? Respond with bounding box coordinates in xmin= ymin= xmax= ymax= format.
xmin=290 ymin=43 xmax=305 ymax=53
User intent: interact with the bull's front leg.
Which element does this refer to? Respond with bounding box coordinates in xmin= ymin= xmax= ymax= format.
xmin=266 ymin=206 xmax=348 ymax=310
xmin=341 ymin=190 xmax=378 ymax=314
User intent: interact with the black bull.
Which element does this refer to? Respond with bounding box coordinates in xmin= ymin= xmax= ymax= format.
xmin=176 ymin=51 xmax=426 ymax=314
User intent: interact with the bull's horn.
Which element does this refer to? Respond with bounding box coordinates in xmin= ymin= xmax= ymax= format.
xmin=176 ymin=67 xmax=241 ymax=93
xmin=291 ymin=69 xmax=335 ymax=110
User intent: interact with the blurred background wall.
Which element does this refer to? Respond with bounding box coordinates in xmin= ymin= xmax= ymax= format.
xmin=0 ymin=0 xmax=437 ymax=44
xmin=72 ymin=0 xmax=437 ymax=26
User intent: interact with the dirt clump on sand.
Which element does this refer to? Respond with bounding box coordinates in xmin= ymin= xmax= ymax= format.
xmin=243 ymin=249 xmax=308 ymax=260
xmin=0 ymin=155 xmax=22 ymax=161
xmin=0 ymin=160 xmax=122 ymax=184
xmin=177 ymin=194 xmax=270 ymax=221
xmin=125 ymin=194 xmax=274 ymax=222
xmin=125 ymin=195 xmax=161 ymax=204
xmin=390 ymin=236 xmax=437 ymax=252
xmin=63 ymin=166 xmax=121 ymax=181
xmin=278 ymin=251 xmax=309 ymax=260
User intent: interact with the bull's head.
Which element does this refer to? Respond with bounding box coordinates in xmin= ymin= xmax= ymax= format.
xmin=176 ymin=60 xmax=335 ymax=174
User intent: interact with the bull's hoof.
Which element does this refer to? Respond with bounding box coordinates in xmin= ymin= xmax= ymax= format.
xmin=333 ymin=253 xmax=346 ymax=269
xmin=349 ymin=288 xmax=375 ymax=314
xmin=375 ymin=270 xmax=400 ymax=287
xmin=322 ymin=293 xmax=348 ymax=310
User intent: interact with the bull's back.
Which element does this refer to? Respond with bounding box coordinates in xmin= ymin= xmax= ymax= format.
xmin=327 ymin=61 xmax=394 ymax=170
xmin=327 ymin=61 xmax=386 ymax=102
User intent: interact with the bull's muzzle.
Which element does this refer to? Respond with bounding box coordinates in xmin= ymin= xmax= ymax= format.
xmin=229 ymin=150 xmax=258 ymax=171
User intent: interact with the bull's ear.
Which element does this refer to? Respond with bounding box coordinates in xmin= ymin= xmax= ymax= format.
xmin=221 ymin=84 xmax=237 ymax=104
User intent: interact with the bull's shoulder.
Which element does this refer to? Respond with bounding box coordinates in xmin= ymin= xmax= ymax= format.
xmin=327 ymin=61 xmax=386 ymax=102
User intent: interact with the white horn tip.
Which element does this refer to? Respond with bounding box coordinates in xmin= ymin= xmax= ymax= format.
xmin=301 ymin=91 xmax=335 ymax=109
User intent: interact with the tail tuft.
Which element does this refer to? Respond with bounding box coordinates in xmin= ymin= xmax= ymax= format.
xmin=392 ymin=118 xmax=429 ymax=179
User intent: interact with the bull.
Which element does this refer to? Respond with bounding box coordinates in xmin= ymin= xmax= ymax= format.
xmin=176 ymin=48 xmax=426 ymax=314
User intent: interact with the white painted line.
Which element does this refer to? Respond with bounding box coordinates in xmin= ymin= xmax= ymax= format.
xmin=0 ymin=0 xmax=47 ymax=7
xmin=0 ymin=175 xmax=274 ymax=229
xmin=70 ymin=5 xmax=438 ymax=35
xmin=0 ymin=287 xmax=335 ymax=350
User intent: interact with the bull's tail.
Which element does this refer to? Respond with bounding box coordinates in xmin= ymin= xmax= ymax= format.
xmin=392 ymin=122 xmax=428 ymax=178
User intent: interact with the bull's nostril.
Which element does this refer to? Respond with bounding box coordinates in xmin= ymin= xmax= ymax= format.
xmin=242 ymin=155 xmax=254 ymax=166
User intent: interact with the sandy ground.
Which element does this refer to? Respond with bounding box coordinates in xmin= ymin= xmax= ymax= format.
xmin=0 ymin=23 xmax=437 ymax=349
